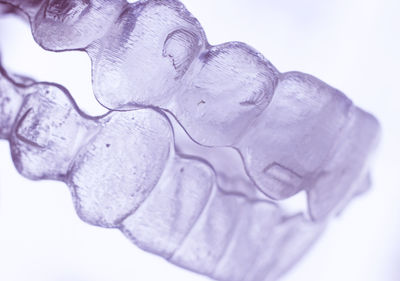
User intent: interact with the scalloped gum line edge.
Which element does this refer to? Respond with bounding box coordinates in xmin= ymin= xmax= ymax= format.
xmin=0 ymin=62 xmax=327 ymax=281
xmin=0 ymin=0 xmax=381 ymax=221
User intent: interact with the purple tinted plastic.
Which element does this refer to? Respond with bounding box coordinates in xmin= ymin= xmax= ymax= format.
xmin=0 ymin=64 xmax=325 ymax=281
xmin=0 ymin=0 xmax=380 ymax=209
xmin=0 ymin=0 xmax=381 ymax=280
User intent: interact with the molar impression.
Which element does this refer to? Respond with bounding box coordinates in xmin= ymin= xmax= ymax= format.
xmin=0 ymin=1 xmax=381 ymax=280
xmin=0 ymin=64 xmax=325 ymax=281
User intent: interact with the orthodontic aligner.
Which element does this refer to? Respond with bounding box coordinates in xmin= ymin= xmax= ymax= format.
xmin=0 ymin=0 xmax=381 ymax=221
xmin=0 ymin=64 xmax=325 ymax=281
xmin=0 ymin=0 xmax=381 ymax=280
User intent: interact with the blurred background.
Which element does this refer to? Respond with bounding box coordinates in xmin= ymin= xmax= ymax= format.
xmin=0 ymin=0 xmax=399 ymax=280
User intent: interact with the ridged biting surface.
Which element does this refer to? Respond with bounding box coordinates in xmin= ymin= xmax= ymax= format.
xmin=0 ymin=2 xmax=382 ymax=280
xmin=172 ymin=42 xmax=278 ymax=146
xmin=3 ymin=79 xmax=96 ymax=180
xmin=1 ymin=0 xmax=380 ymax=213
xmin=90 ymin=0 xmax=206 ymax=108
xmin=0 ymin=65 xmax=328 ymax=281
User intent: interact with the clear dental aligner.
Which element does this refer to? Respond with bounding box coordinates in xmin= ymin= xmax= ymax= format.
xmin=0 ymin=0 xmax=381 ymax=221
xmin=0 ymin=63 xmax=325 ymax=281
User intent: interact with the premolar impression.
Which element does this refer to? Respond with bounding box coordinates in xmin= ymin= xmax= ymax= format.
xmin=0 ymin=64 xmax=324 ymax=281
xmin=0 ymin=1 xmax=381 ymax=280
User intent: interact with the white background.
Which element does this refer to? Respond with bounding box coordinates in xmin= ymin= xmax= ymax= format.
xmin=0 ymin=0 xmax=399 ymax=280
